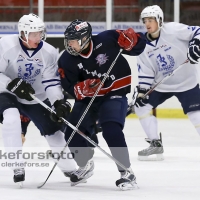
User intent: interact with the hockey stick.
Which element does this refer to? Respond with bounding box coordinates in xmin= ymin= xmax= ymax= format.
xmin=30 ymin=94 xmax=130 ymax=188
xmin=35 ymin=49 xmax=123 ymax=188
xmin=126 ymin=59 xmax=189 ymax=116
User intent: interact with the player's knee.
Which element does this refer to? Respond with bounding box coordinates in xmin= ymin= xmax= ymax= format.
xmin=134 ymin=104 xmax=153 ymax=119
xmin=187 ymin=110 xmax=200 ymax=127
xmin=2 ymin=108 xmax=21 ymax=126
xmin=102 ymin=122 xmax=122 ymax=141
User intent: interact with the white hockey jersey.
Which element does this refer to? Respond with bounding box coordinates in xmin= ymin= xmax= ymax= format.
xmin=137 ymin=22 xmax=200 ymax=92
xmin=0 ymin=35 xmax=63 ymax=105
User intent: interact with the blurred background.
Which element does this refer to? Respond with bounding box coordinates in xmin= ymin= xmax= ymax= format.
xmin=1 ymin=0 xmax=199 ymax=36
xmin=0 ymin=0 xmax=198 ymax=45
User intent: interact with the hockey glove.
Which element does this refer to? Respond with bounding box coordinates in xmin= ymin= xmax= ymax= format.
xmin=50 ymin=99 xmax=71 ymax=123
xmin=7 ymin=78 xmax=35 ymax=101
xmin=187 ymin=38 xmax=200 ymax=64
xmin=20 ymin=114 xmax=31 ymax=123
xmin=74 ymin=79 xmax=101 ymax=100
xmin=126 ymin=103 xmax=135 ymax=116
xmin=133 ymin=86 xmax=149 ymax=108
xmin=117 ymin=28 xmax=139 ymax=51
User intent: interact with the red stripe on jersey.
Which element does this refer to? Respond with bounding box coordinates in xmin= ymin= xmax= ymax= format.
xmin=88 ymin=75 xmax=131 ymax=96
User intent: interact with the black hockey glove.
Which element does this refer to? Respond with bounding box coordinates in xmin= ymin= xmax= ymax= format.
xmin=50 ymin=99 xmax=71 ymax=123
xmin=187 ymin=38 xmax=200 ymax=64
xmin=6 ymin=78 xmax=35 ymax=101
xmin=126 ymin=103 xmax=135 ymax=116
xmin=132 ymin=86 xmax=149 ymax=108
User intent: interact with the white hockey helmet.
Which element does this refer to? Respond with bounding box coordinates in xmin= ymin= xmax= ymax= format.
xmin=18 ymin=13 xmax=46 ymax=43
xmin=140 ymin=5 xmax=164 ymax=28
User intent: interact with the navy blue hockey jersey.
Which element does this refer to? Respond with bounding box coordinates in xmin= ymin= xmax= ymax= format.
xmin=58 ymin=30 xmax=146 ymax=102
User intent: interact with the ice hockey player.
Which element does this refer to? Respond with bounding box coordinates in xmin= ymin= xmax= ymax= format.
xmin=0 ymin=13 xmax=78 ymax=186
xmin=131 ymin=5 xmax=200 ymax=161
xmin=57 ymin=19 xmax=146 ymax=190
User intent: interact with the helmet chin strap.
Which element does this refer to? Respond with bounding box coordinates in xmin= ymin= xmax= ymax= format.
xmin=151 ymin=27 xmax=160 ymax=36
xmin=151 ymin=20 xmax=163 ymax=36
xmin=19 ymin=36 xmax=32 ymax=48
xmin=78 ymin=37 xmax=91 ymax=53
xmin=20 ymin=36 xmax=41 ymax=49
xmin=147 ymin=23 xmax=162 ymax=41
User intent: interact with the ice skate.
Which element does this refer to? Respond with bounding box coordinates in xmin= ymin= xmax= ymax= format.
xmin=13 ymin=168 xmax=25 ymax=188
xmin=63 ymin=171 xmax=74 ymax=178
xmin=46 ymin=150 xmax=83 ymax=180
xmin=63 ymin=170 xmax=87 ymax=183
xmin=70 ymin=159 xmax=94 ymax=186
xmin=116 ymin=168 xmax=138 ymax=191
xmin=138 ymin=134 xmax=164 ymax=161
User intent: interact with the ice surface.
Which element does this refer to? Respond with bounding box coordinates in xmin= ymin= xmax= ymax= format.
xmin=0 ymin=118 xmax=200 ymax=200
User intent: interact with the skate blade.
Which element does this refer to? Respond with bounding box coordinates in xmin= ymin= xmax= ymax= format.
xmin=118 ymin=182 xmax=139 ymax=191
xmin=138 ymin=154 xmax=164 ymax=161
xmin=17 ymin=182 xmax=24 ymax=188
xmin=71 ymin=171 xmax=93 ymax=186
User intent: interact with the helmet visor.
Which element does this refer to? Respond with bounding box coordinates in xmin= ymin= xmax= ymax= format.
xmin=28 ymin=30 xmax=46 ymax=42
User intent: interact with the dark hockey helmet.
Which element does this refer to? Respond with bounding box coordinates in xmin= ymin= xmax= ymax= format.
xmin=64 ymin=19 xmax=92 ymax=56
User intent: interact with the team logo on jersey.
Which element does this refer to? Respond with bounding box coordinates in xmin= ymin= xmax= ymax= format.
xmin=95 ymin=54 xmax=108 ymax=66
xmin=18 ymin=63 xmax=41 ymax=85
xmin=156 ymin=54 xmax=175 ymax=73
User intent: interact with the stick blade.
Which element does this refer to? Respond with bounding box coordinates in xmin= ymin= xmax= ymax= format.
xmin=37 ymin=182 xmax=46 ymax=189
